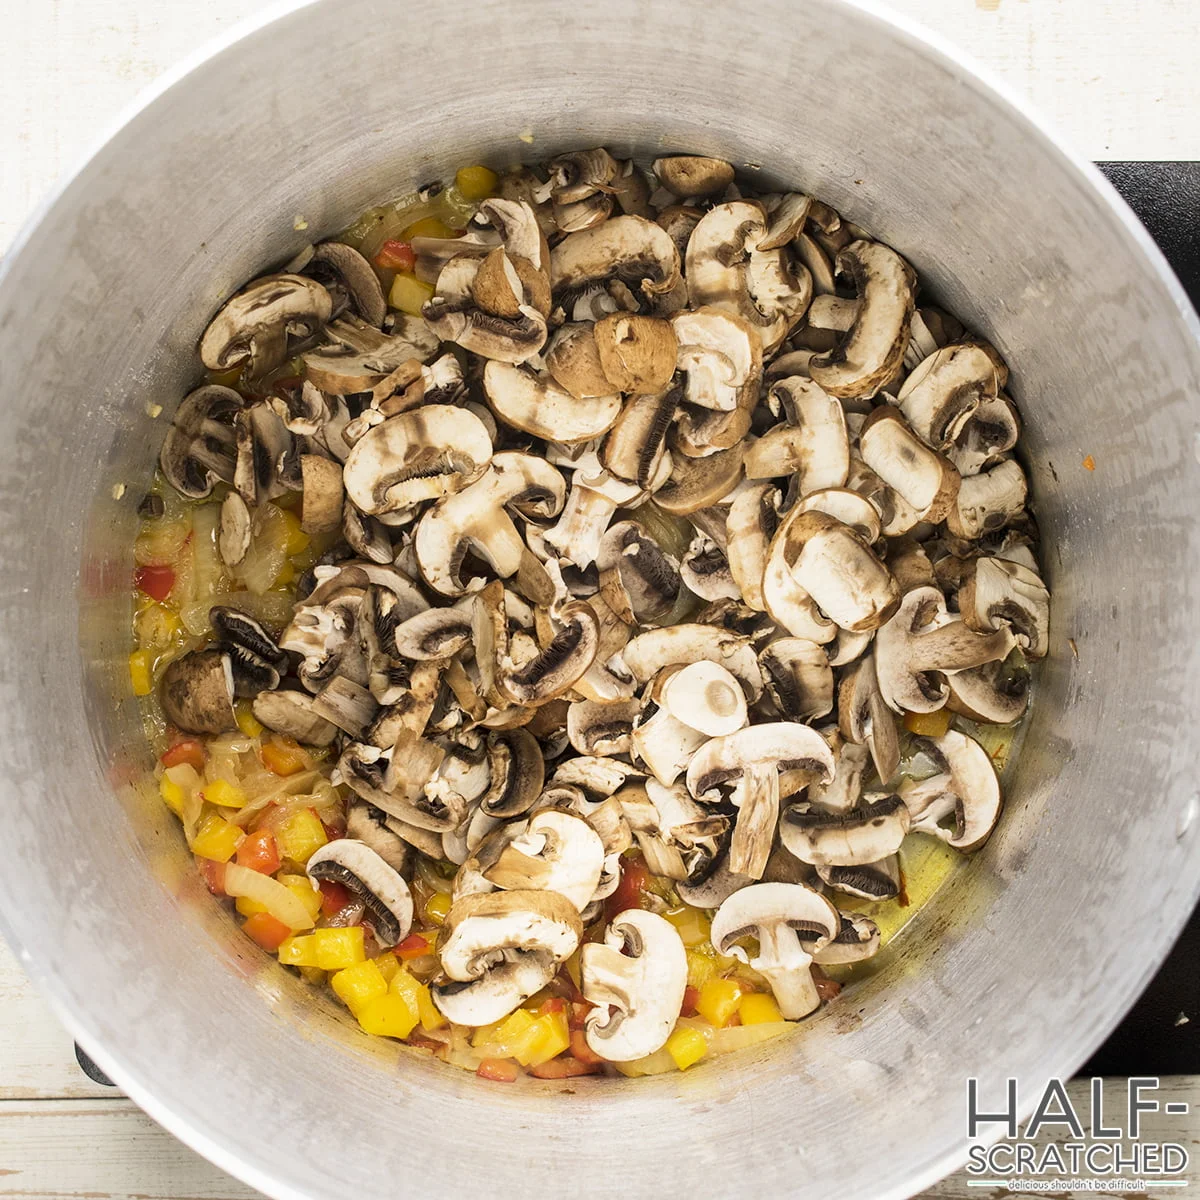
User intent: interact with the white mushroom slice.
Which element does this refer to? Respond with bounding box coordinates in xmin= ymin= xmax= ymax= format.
xmin=592 ymin=313 xmax=679 ymax=393
xmin=390 ymin=604 xmax=475 ymax=660
xmin=781 ymin=794 xmax=911 ymax=867
xmin=685 ymin=201 xmax=812 ymax=353
xmin=159 ymin=385 xmax=246 ymax=499
xmin=344 ymin=803 xmax=412 ymax=875
xmin=542 ymin=471 xmax=641 ymax=570
xmin=431 ymin=890 xmax=583 ymax=1026
xmin=958 ymin=556 xmax=1050 ymax=658
xmin=218 ymin=491 xmax=252 ymax=568
xmin=570 ymin=591 xmax=637 ymax=703
xmin=582 ymin=909 xmax=687 ymax=1061
xmin=252 ymin=687 xmax=339 ymax=747
xmin=758 ymin=638 xmax=834 ymax=722
xmin=808 ymin=737 xmax=871 ymax=814
xmin=813 ymin=911 xmax=883 ymax=962
xmin=159 ymin=649 xmax=237 ymax=735
xmin=567 ymin=698 xmax=640 ymax=757
xmin=771 ymin=510 xmax=899 ymax=634
xmin=760 ymin=525 xmax=837 ymax=645
xmin=233 ymin=402 xmax=294 ymax=506
xmin=944 ymin=394 xmax=1021 ymax=477
xmin=298 ymin=454 xmax=344 ymax=534
xmin=899 ymin=729 xmax=1002 ymax=852
xmin=725 ymin=483 xmax=782 ymax=611
xmin=497 ymin=601 xmax=601 ymax=706
xmin=309 ymin=676 xmax=379 ymax=739
xmin=337 ymin=735 xmax=459 ymax=832
xmin=744 ymin=378 xmax=849 ymax=492
xmin=837 ymin=653 xmax=900 ymax=783
xmin=897 ymin=343 xmax=999 ymax=450
xmin=874 ymin=585 xmax=1017 ymax=714
xmin=199 ymin=273 xmax=332 ymax=380
xmin=945 ymin=658 xmax=1031 ymax=724
xmin=413 ymin=452 xmax=566 ymax=597
xmin=630 ymin=705 xmax=708 ymax=787
xmin=483 ymin=809 xmax=605 ymax=911
xmin=482 ymin=362 xmax=622 ymax=443
xmin=795 ymin=487 xmax=882 ymax=544
xmin=654 ymin=442 xmax=746 ymax=515
xmin=617 ymin=780 xmax=727 ymax=882
xmin=759 ymin=192 xmax=815 ymax=250
xmin=858 ymin=408 xmax=960 ymax=524
xmin=596 ymin=520 xmax=681 ymax=623
xmin=710 ymin=883 xmax=840 ymax=1020
xmin=550 ymin=215 xmax=681 ymax=306
xmin=600 ymin=386 xmax=678 ymax=489
xmin=946 ymin=458 xmax=1028 ymax=540
xmin=809 ymin=240 xmax=916 ymax=399
xmin=653 ymin=155 xmax=735 ymax=198
xmin=306 ymin=839 xmax=413 ymax=947
xmin=676 ymin=855 xmax=756 ymax=909
xmin=614 ymin=624 xmax=763 ymax=701
xmin=551 ymin=755 xmax=641 ymax=803
xmin=662 ymin=661 xmax=748 ymax=736
xmin=671 ymin=307 xmax=763 ymax=413
xmin=687 ymin=723 xmax=835 ymax=879
xmin=550 ymin=148 xmax=620 ymax=205
xmin=680 ymin=535 xmax=739 ymax=602
xmin=342 ymin=404 xmax=493 ymax=516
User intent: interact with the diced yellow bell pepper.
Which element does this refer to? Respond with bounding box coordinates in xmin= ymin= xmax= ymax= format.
xmin=416 ymin=983 xmax=446 ymax=1031
xmin=278 ymin=508 xmax=310 ymax=557
xmin=314 ymin=926 xmax=366 ymax=970
xmin=389 ymin=273 xmax=435 ymax=317
xmin=235 ymin=895 xmax=267 ymax=917
xmin=695 ymin=977 xmax=742 ymax=1028
xmin=388 ymin=967 xmax=424 ymax=1030
xmin=473 ymin=1008 xmax=536 ymax=1051
xmin=518 ymin=1011 xmax=570 ymax=1067
xmin=424 ymin=892 xmax=452 ymax=924
xmin=374 ymin=954 xmax=400 ymax=984
xmin=279 ymin=874 xmax=323 ymax=922
xmin=159 ymin=773 xmax=185 ymax=816
xmin=666 ymin=1025 xmax=709 ymax=1071
xmin=738 ymin=992 xmax=784 ymax=1025
xmin=234 ymin=699 xmax=264 ymax=738
xmin=129 ymin=649 xmax=154 ymax=697
xmin=357 ymin=992 xmax=420 ymax=1039
xmin=903 ymin=708 xmax=953 ymax=738
xmin=454 ymin=165 xmax=498 ymax=201
xmin=332 ymin=959 xmax=388 ymax=1014
xmin=278 ymin=934 xmax=319 ymax=967
xmin=191 ymin=811 xmax=242 ymax=862
xmin=665 ymin=906 xmax=712 ymax=947
xmin=685 ymin=948 xmax=718 ymax=990
xmin=202 ymin=778 xmax=246 ymax=809
xmin=275 ymin=809 xmax=328 ymax=865
xmin=401 ymin=216 xmax=460 ymax=240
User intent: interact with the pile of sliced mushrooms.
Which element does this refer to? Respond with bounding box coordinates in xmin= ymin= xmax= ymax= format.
xmin=153 ymin=149 xmax=1049 ymax=1066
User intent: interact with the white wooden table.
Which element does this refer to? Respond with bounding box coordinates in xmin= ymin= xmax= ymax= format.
xmin=2 ymin=2 xmax=1197 ymax=1197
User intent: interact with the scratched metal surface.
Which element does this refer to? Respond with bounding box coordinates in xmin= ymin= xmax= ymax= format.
xmin=0 ymin=2 xmax=1197 ymax=1199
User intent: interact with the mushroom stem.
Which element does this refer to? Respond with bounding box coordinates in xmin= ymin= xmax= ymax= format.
xmin=728 ymin=763 xmax=781 ymax=879
xmin=755 ymin=924 xmax=820 ymax=1020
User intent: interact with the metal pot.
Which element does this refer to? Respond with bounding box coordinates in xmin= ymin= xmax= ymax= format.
xmin=0 ymin=1 xmax=1196 ymax=1197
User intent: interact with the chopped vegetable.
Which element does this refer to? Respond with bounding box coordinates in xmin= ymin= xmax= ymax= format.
xmin=224 ymin=863 xmax=316 ymax=931
xmin=529 ymin=1055 xmax=601 ymax=1079
xmin=475 ymin=1058 xmax=519 ymax=1083
xmin=198 ymin=858 xmax=227 ymax=896
xmin=903 ymin=708 xmax=953 ymax=738
xmin=242 ymin=911 xmax=292 ymax=951
xmin=159 ymin=773 xmax=185 ymax=816
xmin=191 ymin=812 xmax=242 ymax=863
xmin=134 ymin=564 xmax=176 ymax=602
xmin=234 ymin=700 xmax=264 ymax=738
xmin=400 ymin=216 xmax=460 ymax=240
xmin=202 ymin=778 xmax=246 ymax=809
xmin=394 ymin=932 xmax=431 ymax=961
xmin=605 ymin=858 xmax=650 ymax=919
xmin=235 ymin=829 xmax=281 ymax=875
xmin=695 ymin=978 xmax=742 ymax=1028
xmin=318 ymin=879 xmax=353 ymax=917
xmin=424 ymin=892 xmax=452 ymax=924
xmin=665 ymin=1025 xmax=709 ymax=1071
xmin=313 ymin=926 xmax=366 ymax=970
xmin=373 ymin=240 xmax=417 ymax=272
xmin=277 ymin=934 xmax=320 ymax=968
xmin=275 ymin=807 xmax=328 ymax=864
xmin=279 ymin=874 xmax=323 ymax=923
xmin=357 ymin=992 xmax=420 ymax=1039
xmin=738 ymin=993 xmax=783 ymax=1025
xmin=454 ymin=165 xmax=498 ymax=201
xmin=161 ymin=739 xmax=206 ymax=771
xmin=388 ymin=273 xmax=435 ymax=317
xmin=129 ymin=650 xmax=154 ymax=697
xmin=261 ymin=737 xmax=307 ymax=777
xmin=332 ymin=959 xmax=388 ymax=1015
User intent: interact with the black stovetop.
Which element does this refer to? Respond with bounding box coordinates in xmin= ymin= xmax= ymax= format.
xmin=1081 ymin=163 xmax=1200 ymax=1078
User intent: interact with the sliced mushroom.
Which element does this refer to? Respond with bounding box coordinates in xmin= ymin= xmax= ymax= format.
xmin=233 ymin=401 xmax=294 ymax=507
xmin=431 ymin=889 xmax=582 ymax=1026
xmin=958 ymin=556 xmax=1050 ymax=659
xmin=812 ymin=911 xmax=882 ymax=963
xmin=794 ymin=487 xmax=881 ymax=544
xmin=567 ymin=698 xmax=640 ymax=757
xmin=858 ymin=407 xmax=960 ymax=526
xmin=544 ymin=323 xmax=613 ymax=399
xmin=600 ymin=386 xmax=679 ymax=488
xmin=710 ymin=883 xmax=840 ymax=1019
xmin=302 ymin=241 xmax=387 ymax=326
xmin=344 ymin=803 xmax=413 ymax=875
xmin=342 ymin=404 xmax=493 ymax=516
xmin=662 ymin=660 xmax=748 ymax=736
xmin=807 ymin=734 xmax=870 ymax=814
xmin=897 ymin=343 xmax=999 ymax=451
xmin=654 ymin=442 xmax=745 ymax=515
xmin=744 ymin=377 xmax=849 ymax=492
xmin=614 ymin=623 xmax=762 ymax=702
xmin=593 ymin=313 xmax=678 ymax=393
xmin=160 ymin=386 xmax=246 ymax=499
xmin=310 ymin=676 xmax=380 ymax=739
xmin=482 ymin=361 xmax=621 ymax=443
xmin=497 ymin=601 xmax=600 ymax=705
xmin=159 ymin=649 xmax=236 ymax=735
xmin=479 ymin=728 xmax=545 ymax=818
xmin=618 ymin=779 xmax=727 ymax=882
xmin=726 ymin=483 xmax=782 ymax=611
xmin=209 ymin=606 xmax=288 ymax=695
xmin=596 ymin=520 xmax=681 ymax=624
xmin=653 ymin=155 xmax=735 ymax=198
xmin=836 ymin=652 xmax=899 ymax=783
xmin=582 ymin=909 xmax=687 ymax=1061
xmin=218 ymin=491 xmax=252 ymax=569
xmin=671 ymin=306 xmax=764 ymax=416
xmin=808 ymin=241 xmax=916 ymax=399
xmin=899 ymin=729 xmax=1002 ymax=852
xmin=482 ymin=809 xmax=605 ymax=910
xmin=874 ymin=585 xmax=1017 ymax=714
xmin=251 ymin=687 xmax=339 ymax=747
xmin=946 ymin=658 xmax=1030 ymax=724
xmin=781 ymin=794 xmax=911 ymax=867
xmin=550 ymin=216 xmax=681 ymax=309
xmin=390 ymin=605 xmax=475 ymax=660
xmin=759 ymin=637 xmax=834 ymax=722
xmin=306 ymin=839 xmax=414 ymax=946
xmin=946 ymin=458 xmax=1028 ymax=540
xmin=680 ymin=535 xmax=739 ymax=602
xmin=299 ymin=455 xmax=344 ymax=534
xmin=199 ymin=274 xmax=332 ymax=380
xmin=687 ymin=723 xmax=835 ymax=879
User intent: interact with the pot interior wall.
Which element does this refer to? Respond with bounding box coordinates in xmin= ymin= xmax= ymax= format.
xmin=0 ymin=2 xmax=1197 ymax=1199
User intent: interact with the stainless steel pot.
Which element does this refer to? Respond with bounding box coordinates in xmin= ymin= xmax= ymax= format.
xmin=0 ymin=1 xmax=1197 ymax=1197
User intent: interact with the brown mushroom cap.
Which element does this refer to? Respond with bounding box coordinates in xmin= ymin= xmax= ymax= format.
xmin=159 ymin=649 xmax=237 ymax=735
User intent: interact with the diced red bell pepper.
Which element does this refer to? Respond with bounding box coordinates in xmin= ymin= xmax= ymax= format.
xmin=197 ymin=858 xmax=227 ymax=896
xmin=537 ymin=996 xmax=566 ymax=1016
xmin=160 ymin=738 xmax=206 ymax=771
xmin=568 ymin=1001 xmax=592 ymax=1030
xmin=320 ymin=817 xmax=345 ymax=842
xmin=812 ymin=965 xmax=842 ymax=1003
xmin=680 ymin=985 xmax=700 ymax=1017
xmin=476 ymin=1057 xmax=519 ymax=1083
xmin=393 ymin=932 xmax=431 ymax=961
xmin=569 ymin=1029 xmax=606 ymax=1066
xmin=242 ymin=911 xmax=292 ymax=951
xmin=605 ymin=857 xmax=650 ymax=920
xmin=134 ymin=564 xmax=176 ymax=602
xmin=529 ymin=1055 xmax=602 ymax=1079
xmin=373 ymin=240 xmax=417 ymax=272
xmin=235 ymin=829 xmax=281 ymax=875
xmin=318 ymin=879 xmax=353 ymax=917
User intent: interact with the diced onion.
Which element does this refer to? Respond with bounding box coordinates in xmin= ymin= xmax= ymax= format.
xmin=224 ymin=863 xmax=316 ymax=931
